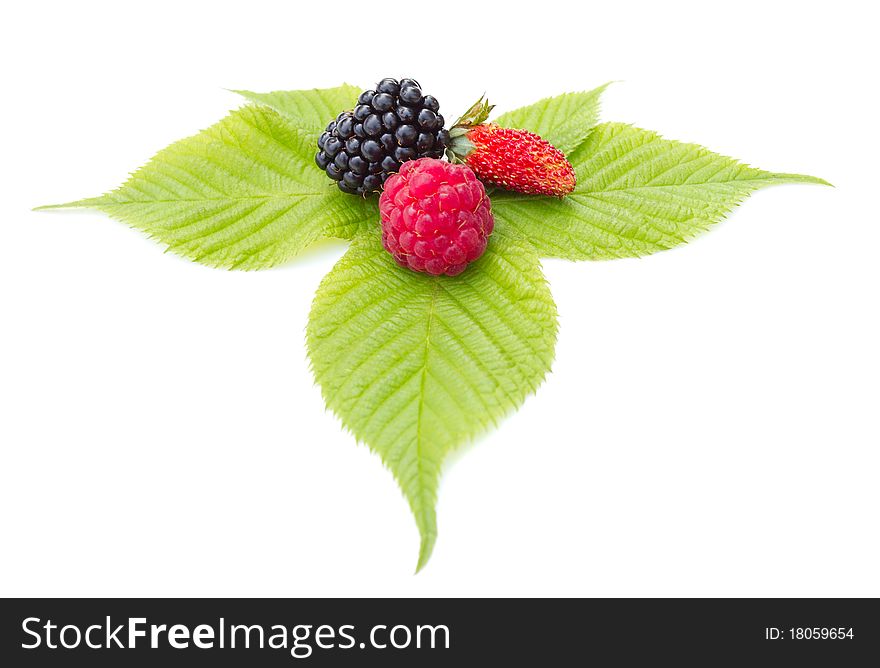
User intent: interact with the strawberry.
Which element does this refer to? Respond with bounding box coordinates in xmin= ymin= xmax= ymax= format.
xmin=445 ymin=97 xmax=576 ymax=197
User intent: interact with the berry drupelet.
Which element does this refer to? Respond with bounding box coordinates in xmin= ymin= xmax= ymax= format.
xmin=315 ymin=78 xmax=448 ymax=196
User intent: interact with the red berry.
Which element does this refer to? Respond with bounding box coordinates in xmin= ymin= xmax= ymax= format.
xmin=379 ymin=158 xmax=494 ymax=276
xmin=444 ymin=96 xmax=576 ymax=197
xmin=464 ymin=123 xmax=576 ymax=197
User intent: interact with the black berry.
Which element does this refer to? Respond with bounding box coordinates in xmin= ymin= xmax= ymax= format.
xmin=336 ymin=116 xmax=355 ymax=138
xmin=348 ymin=155 xmax=368 ymax=175
xmin=396 ymin=105 xmax=416 ymax=123
xmin=354 ymin=104 xmax=371 ymax=121
xmin=325 ymin=163 xmax=344 ymax=181
xmin=376 ymin=79 xmax=399 ymax=95
xmin=381 ymin=156 xmax=399 ymax=172
xmin=416 ymin=132 xmax=434 ymax=151
xmin=361 ymin=139 xmax=383 ymax=162
xmin=382 ymin=112 xmax=398 ymax=130
xmin=345 ymin=137 xmax=361 ymax=154
xmin=314 ymin=77 xmax=448 ymax=195
xmin=394 ymin=147 xmax=417 ymax=162
xmin=324 ymin=137 xmax=342 ymax=157
xmin=422 ymin=95 xmax=440 ymax=112
xmin=417 ymin=109 xmax=439 ymax=131
xmin=379 ymin=133 xmax=396 ymax=152
xmin=372 ymin=93 xmax=394 ymax=112
xmin=363 ymin=114 xmax=383 ymax=136
xmin=399 ymin=85 xmax=422 ymax=105
xmin=395 ymin=124 xmax=417 ymax=147
xmin=342 ymin=171 xmax=361 ymax=189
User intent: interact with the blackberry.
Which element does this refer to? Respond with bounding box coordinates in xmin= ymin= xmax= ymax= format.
xmin=315 ymin=78 xmax=447 ymax=196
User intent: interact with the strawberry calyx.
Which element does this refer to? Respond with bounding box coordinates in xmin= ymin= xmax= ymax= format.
xmin=445 ymin=95 xmax=495 ymax=162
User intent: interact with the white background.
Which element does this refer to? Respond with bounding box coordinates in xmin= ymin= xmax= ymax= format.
xmin=1 ymin=0 xmax=877 ymax=597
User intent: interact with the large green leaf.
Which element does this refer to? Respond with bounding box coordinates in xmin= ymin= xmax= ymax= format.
xmin=307 ymin=227 xmax=558 ymax=570
xmin=38 ymin=102 xmax=373 ymax=269
xmin=234 ymin=84 xmax=360 ymax=137
xmin=492 ymin=122 xmax=829 ymax=261
xmin=493 ymin=83 xmax=610 ymax=154
xmin=37 ymin=83 xmax=829 ymax=572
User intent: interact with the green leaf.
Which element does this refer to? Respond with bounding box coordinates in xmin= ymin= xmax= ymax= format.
xmin=37 ymin=82 xmax=828 ymax=573
xmin=234 ymin=84 xmax=360 ymax=137
xmin=307 ymin=227 xmax=558 ymax=571
xmin=492 ymin=122 xmax=829 ymax=261
xmin=38 ymin=104 xmax=374 ymax=269
xmin=493 ymin=82 xmax=611 ymax=154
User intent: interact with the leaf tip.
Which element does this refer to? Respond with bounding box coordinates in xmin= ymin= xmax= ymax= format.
xmin=414 ymin=530 xmax=437 ymax=574
xmin=773 ymin=173 xmax=834 ymax=188
xmin=32 ymin=198 xmax=102 ymax=212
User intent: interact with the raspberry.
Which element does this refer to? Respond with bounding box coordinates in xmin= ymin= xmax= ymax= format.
xmin=315 ymin=78 xmax=448 ymax=196
xmin=379 ymin=158 xmax=494 ymax=276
